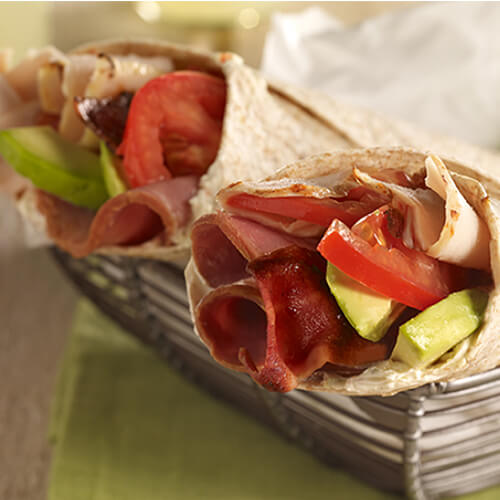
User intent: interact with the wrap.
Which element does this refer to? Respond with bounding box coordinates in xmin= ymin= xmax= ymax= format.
xmin=187 ymin=148 xmax=500 ymax=396
xmin=2 ymin=39 xmax=500 ymax=262
xmin=0 ymin=39 xmax=354 ymax=261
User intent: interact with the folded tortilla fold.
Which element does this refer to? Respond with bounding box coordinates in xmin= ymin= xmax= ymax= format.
xmin=2 ymin=38 xmax=500 ymax=261
xmin=186 ymin=147 xmax=500 ymax=396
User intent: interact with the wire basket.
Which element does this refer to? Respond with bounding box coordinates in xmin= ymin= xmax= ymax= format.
xmin=52 ymin=247 xmax=500 ymax=500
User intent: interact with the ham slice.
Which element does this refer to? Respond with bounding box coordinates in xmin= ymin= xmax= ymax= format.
xmin=218 ymin=174 xmax=390 ymax=239
xmin=197 ymin=283 xmax=267 ymax=369
xmin=36 ymin=175 xmax=197 ymax=258
xmin=195 ymin=246 xmax=397 ymax=392
xmin=191 ymin=212 xmax=316 ymax=287
xmin=225 ymin=190 xmax=386 ymax=228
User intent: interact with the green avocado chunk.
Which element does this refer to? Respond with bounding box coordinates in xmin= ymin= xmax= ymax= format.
xmin=392 ymin=288 xmax=489 ymax=368
xmin=0 ymin=126 xmax=108 ymax=209
xmin=100 ymin=141 xmax=127 ymax=197
xmin=326 ymin=263 xmax=405 ymax=342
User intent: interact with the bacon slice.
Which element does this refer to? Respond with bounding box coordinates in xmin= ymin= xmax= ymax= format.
xmin=195 ymin=246 xmax=397 ymax=392
xmin=191 ymin=212 xmax=316 ymax=288
xmin=36 ymin=175 xmax=197 ymax=258
xmin=75 ymin=92 xmax=133 ymax=150
xmin=246 ymin=246 xmax=396 ymax=391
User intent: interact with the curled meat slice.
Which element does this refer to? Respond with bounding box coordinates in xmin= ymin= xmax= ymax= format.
xmin=35 ymin=175 xmax=197 ymax=258
xmin=195 ymin=246 xmax=397 ymax=392
xmin=191 ymin=212 xmax=316 ymax=288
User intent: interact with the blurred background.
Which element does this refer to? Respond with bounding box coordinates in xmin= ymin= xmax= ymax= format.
xmin=1 ymin=2 xmax=411 ymax=66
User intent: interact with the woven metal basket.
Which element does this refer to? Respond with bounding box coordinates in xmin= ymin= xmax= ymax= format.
xmin=52 ymin=247 xmax=500 ymax=500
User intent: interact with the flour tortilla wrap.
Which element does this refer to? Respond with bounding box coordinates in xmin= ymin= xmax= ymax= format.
xmin=2 ymin=39 xmax=500 ymax=262
xmin=0 ymin=38 xmax=352 ymax=261
xmin=187 ymin=147 xmax=500 ymax=396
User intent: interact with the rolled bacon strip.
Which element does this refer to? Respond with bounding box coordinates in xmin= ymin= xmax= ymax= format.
xmin=196 ymin=245 xmax=397 ymax=392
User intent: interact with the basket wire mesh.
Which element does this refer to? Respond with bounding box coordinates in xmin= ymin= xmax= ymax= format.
xmin=51 ymin=248 xmax=500 ymax=500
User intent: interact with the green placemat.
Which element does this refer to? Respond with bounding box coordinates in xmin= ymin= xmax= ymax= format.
xmin=48 ymin=299 xmax=499 ymax=500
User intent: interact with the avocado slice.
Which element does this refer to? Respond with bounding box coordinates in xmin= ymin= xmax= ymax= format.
xmin=326 ymin=263 xmax=405 ymax=342
xmin=100 ymin=141 xmax=127 ymax=197
xmin=0 ymin=126 xmax=108 ymax=209
xmin=392 ymin=288 xmax=488 ymax=368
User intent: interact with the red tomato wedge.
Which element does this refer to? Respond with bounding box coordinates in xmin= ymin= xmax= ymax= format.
xmin=226 ymin=188 xmax=386 ymax=228
xmin=317 ymin=206 xmax=463 ymax=310
xmin=117 ymin=71 xmax=226 ymax=188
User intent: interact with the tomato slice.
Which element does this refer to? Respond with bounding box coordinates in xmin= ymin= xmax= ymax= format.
xmin=117 ymin=71 xmax=226 ymax=188
xmin=226 ymin=188 xmax=386 ymax=228
xmin=317 ymin=206 xmax=463 ymax=310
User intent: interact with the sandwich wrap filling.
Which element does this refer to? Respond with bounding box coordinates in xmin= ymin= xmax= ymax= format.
xmin=187 ymin=148 xmax=500 ymax=395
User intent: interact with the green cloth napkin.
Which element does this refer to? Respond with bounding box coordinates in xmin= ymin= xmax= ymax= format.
xmin=48 ymin=300 xmax=499 ymax=500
